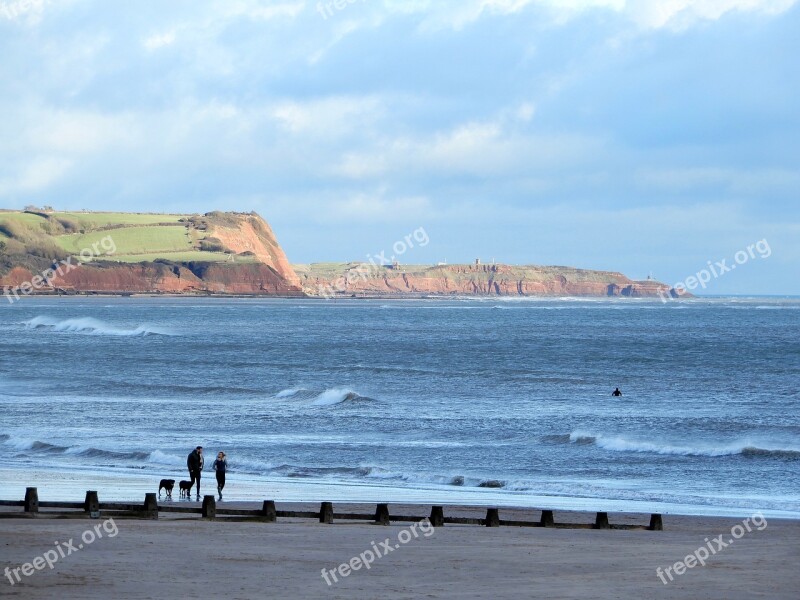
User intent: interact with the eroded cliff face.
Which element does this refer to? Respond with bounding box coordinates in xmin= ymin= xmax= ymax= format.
xmin=202 ymin=214 xmax=301 ymax=287
xmin=294 ymin=263 xmax=684 ymax=298
xmin=0 ymin=212 xmax=304 ymax=297
xmin=0 ymin=261 xmax=304 ymax=297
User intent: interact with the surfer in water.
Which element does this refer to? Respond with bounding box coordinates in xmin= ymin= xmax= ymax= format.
xmin=612 ymin=387 xmax=622 ymax=397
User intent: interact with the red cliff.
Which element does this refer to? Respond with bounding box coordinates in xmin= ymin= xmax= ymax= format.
xmin=294 ymin=263 xmax=685 ymax=299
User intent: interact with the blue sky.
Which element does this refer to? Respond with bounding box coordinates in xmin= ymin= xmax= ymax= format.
xmin=1 ymin=0 xmax=798 ymax=294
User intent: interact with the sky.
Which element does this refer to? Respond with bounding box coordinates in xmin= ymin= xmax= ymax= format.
xmin=1 ymin=0 xmax=798 ymax=294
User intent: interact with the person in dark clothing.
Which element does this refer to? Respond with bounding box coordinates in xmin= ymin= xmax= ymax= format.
xmin=213 ymin=452 xmax=227 ymax=500
xmin=612 ymin=387 xmax=623 ymax=397
xmin=187 ymin=446 xmax=204 ymax=498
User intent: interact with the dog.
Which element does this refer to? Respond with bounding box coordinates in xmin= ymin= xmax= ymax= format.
xmin=179 ymin=480 xmax=193 ymax=498
xmin=158 ymin=479 xmax=176 ymax=498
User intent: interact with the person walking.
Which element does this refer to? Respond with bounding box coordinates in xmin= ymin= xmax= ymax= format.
xmin=187 ymin=446 xmax=204 ymax=499
xmin=214 ymin=451 xmax=228 ymax=500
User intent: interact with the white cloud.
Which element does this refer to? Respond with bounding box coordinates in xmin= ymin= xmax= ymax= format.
xmin=627 ymin=0 xmax=799 ymax=30
xmin=223 ymin=0 xmax=306 ymax=21
xmin=0 ymin=157 xmax=73 ymax=195
xmin=332 ymin=115 xmax=601 ymax=180
xmin=636 ymin=167 xmax=800 ymax=194
xmin=0 ymin=0 xmax=45 ymax=23
xmin=332 ymin=192 xmax=433 ymax=222
xmin=271 ymin=96 xmax=385 ymax=136
xmin=385 ymin=0 xmax=796 ymax=31
xmin=515 ymin=102 xmax=536 ymax=122
xmin=143 ymin=30 xmax=176 ymax=51
xmin=22 ymin=110 xmax=140 ymax=155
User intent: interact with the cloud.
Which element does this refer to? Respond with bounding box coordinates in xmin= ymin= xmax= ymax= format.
xmin=626 ymin=0 xmax=799 ymax=30
xmin=223 ymin=0 xmax=306 ymax=21
xmin=515 ymin=102 xmax=536 ymax=122
xmin=143 ymin=30 xmax=176 ymax=51
xmin=636 ymin=167 xmax=800 ymax=196
xmin=331 ymin=191 xmax=433 ymax=222
xmin=0 ymin=157 xmax=73 ymax=195
xmin=331 ymin=114 xmax=602 ymax=180
xmin=0 ymin=0 xmax=797 ymax=292
xmin=271 ymin=96 xmax=385 ymax=136
xmin=0 ymin=0 xmax=45 ymax=23
xmin=385 ymin=0 xmax=797 ymax=32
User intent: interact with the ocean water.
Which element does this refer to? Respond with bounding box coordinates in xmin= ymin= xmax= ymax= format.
xmin=1 ymin=296 xmax=799 ymax=517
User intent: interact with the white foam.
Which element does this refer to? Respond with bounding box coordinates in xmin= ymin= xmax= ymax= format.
xmin=312 ymin=388 xmax=361 ymax=406
xmin=569 ymin=430 xmax=800 ymax=458
xmin=147 ymin=450 xmax=185 ymax=466
xmin=23 ymin=316 xmax=175 ymax=337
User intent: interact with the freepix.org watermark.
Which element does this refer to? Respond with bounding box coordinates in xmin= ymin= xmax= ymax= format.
xmin=4 ymin=518 xmax=119 ymax=586
xmin=321 ymin=518 xmax=435 ymax=586
xmin=660 ymin=239 xmax=771 ymax=301
xmin=316 ymin=0 xmax=368 ymax=20
xmin=3 ymin=235 xmax=117 ymax=304
xmin=317 ymin=226 xmax=430 ymax=298
xmin=656 ymin=512 xmax=767 ymax=585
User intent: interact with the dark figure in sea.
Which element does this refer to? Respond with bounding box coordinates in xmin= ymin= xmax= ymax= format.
xmin=214 ymin=452 xmax=227 ymax=500
xmin=612 ymin=387 xmax=623 ymax=397
xmin=187 ymin=446 xmax=204 ymax=498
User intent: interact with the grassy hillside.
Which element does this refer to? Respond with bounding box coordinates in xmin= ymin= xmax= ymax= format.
xmin=0 ymin=210 xmax=258 ymax=265
xmin=53 ymin=212 xmax=184 ymax=228
xmin=55 ymin=225 xmax=191 ymax=255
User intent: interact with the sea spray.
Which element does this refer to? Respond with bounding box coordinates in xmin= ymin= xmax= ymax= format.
xmin=23 ymin=316 xmax=176 ymax=336
xmin=567 ymin=430 xmax=800 ymax=458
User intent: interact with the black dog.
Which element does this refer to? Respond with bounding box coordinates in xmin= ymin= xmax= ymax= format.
xmin=179 ymin=480 xmax=193 ymax=498
xmin=158 ymin=479 xmax=176 ymax=498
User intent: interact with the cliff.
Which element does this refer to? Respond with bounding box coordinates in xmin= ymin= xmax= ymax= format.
xmin=294 ymin=262 xmax=684 ymax=299
xmin=1 ymin=209 xmax=685 ymax=299
xmin=0 ymin=210 xmax=303 ymax=297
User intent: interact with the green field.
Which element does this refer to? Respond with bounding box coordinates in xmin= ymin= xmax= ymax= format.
xmin=111 ymin=251 xmax=256 ymax=264
xmin=0 ymin=211 xmax=184 ymax=228
xmin=0 ymin=212 xmax=49 ymax=226
xmin=0 ymin=210 xmax=265 ymax=265
xmin=55 ymin=225 xmax=193 ymax=256
xmin=55 ymin=212 xmax=184 ymax=228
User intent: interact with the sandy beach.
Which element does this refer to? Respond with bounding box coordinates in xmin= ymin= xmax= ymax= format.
xmin=1 ymin=503 xmax=798 ymax=599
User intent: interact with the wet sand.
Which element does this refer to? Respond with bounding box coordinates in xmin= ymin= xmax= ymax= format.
xmin=0 ymin=504 xmax=797 ymax=599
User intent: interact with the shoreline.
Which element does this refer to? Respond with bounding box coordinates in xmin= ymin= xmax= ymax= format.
xmin=7 ymin=292 xmax=797 ymax=301
xmin=6 ymin=291 xmax=685 ymax=300
xmin=2 ymin=469 xmax=798 ymax=520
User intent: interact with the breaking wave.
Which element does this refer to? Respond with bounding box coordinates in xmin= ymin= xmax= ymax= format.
xmin=567 ymin=430 xmax=800 ymax=458
xmin=1 ymin=435 xmax=186 ymax=467
xmin=272 ymin=387 xmax=373 ymax=406
xmin=23 ymin=316 xmax=176 ymax=337
xmin=75 ymin=448 xmax=151 ymax=461
xmin=0 ymin=434 xmax=516 ymax=489
xmin=260 ymin=464 xmax=509 ymax=489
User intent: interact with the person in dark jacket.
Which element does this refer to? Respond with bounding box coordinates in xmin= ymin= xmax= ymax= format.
xmin=187 ymin=446 xmax=204 ymax=498
xmin=213 ymin=452 xmax=227 ymax=500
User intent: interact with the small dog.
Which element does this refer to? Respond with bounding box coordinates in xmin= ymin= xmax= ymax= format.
xmin=179 ymin=480 xmax=193 ymax=498
xmin=158 ymin=479 xmax=176 ymax=498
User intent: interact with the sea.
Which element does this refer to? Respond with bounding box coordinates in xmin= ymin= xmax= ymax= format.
xmin=1 ymin=296 xmax=798 ymax=518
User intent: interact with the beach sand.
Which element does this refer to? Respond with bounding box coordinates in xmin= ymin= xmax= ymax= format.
xmin=1 ymin=504 xmax=797 ymax=599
